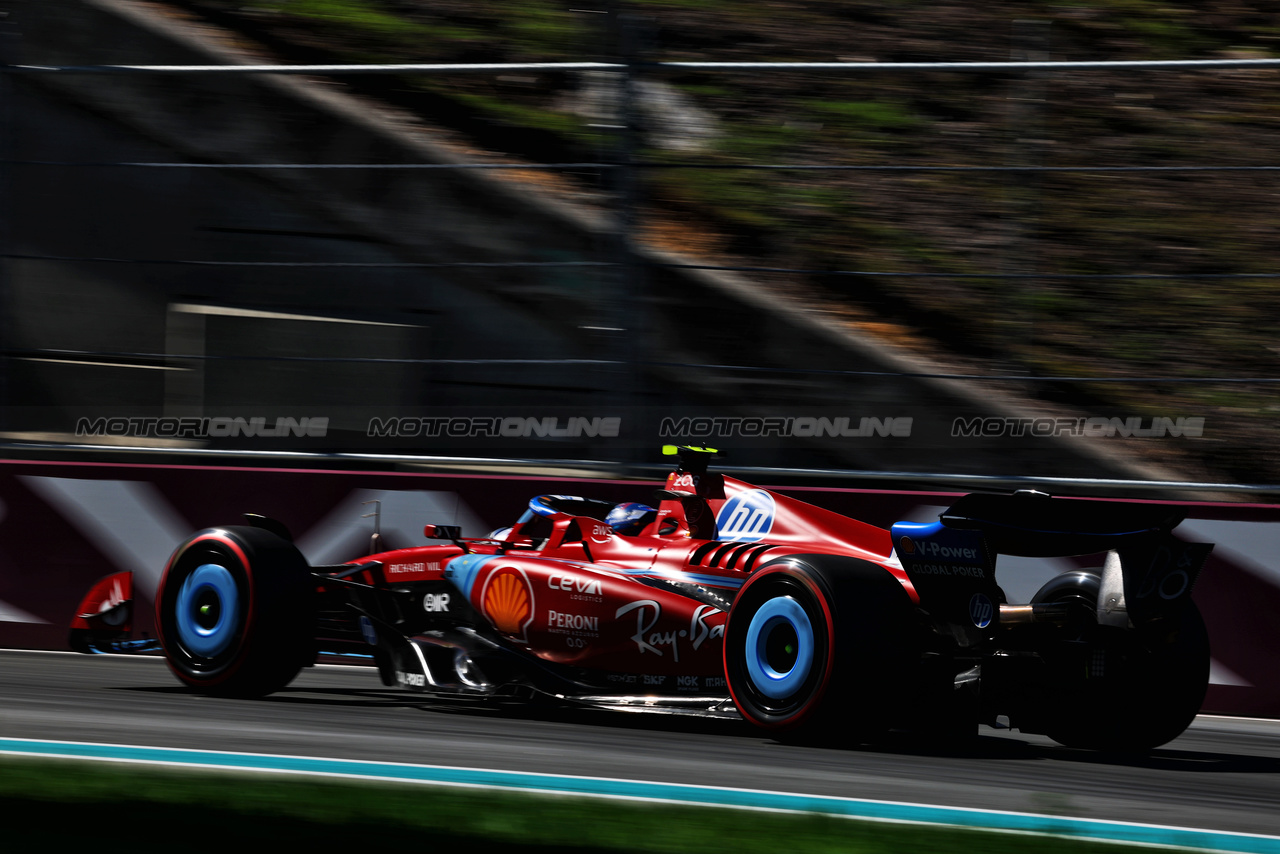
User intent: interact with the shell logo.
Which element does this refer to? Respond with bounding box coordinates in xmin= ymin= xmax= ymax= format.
xmin=482 ymin=566 xmax=534 ymax=641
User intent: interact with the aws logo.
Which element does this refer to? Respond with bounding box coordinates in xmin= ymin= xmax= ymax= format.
xmin=715 ymin=489 xmax=776 ymax=543
xmin=481 ymin=566 xmax=535 ymax=642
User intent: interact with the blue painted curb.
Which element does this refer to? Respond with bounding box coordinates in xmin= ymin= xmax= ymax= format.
xmin=2 ymin=737 xmax=1278 ymax=853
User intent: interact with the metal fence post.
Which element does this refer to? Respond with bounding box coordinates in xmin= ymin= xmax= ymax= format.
xmin=0 ymin=3 xmax=18 ymax=434
xmin=1006 ymin=19 xmax=1051 ymax=374
xmin=607 ymin=6 xmax=649 ymax=462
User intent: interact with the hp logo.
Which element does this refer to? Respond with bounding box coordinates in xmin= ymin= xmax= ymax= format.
xmin=969 ymin=593 xmax=994 ymax=629
xmin=716 ymin=489 xmax=777 ymax=543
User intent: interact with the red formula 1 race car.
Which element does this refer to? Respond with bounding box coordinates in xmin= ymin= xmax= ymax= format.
xmin=70 ymin=446 xmax=1213 ymax=751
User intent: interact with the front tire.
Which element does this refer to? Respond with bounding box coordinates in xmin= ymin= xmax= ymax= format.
xmin=156 ymin=526 xmax=314 ymax=697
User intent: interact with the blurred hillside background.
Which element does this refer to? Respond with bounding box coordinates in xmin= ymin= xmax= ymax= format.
xmin=4 ymin=0 xmax=1280 ymax=484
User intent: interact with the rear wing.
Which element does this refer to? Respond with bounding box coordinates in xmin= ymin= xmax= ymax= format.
xmin=937 ymin=491 xmax=1184 ymax=557
xmin=891 ymin=491 xmax=1212 ymax=631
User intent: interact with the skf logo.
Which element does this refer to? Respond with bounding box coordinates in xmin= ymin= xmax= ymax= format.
xmin=423 ymin=593 xmax=450 ymax=613
xmin=481 ymin=566 xmax=534 ymax=642
xmin=898 ymin=536 xmax=915 ymax=555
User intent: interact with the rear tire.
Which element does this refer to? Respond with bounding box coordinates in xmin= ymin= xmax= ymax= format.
xmin=1031 ymin=572 xmax=1209 ymax=752
xmin=156 ymin=526 xmax=314 ymax=697
xmin=724 ymin=556 xmax=917 ymax=740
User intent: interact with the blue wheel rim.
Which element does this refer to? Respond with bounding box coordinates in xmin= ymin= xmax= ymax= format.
xmin=175 ymin=563 xmax=240 ymax=658
xmin=744 ymin=596 xmax=814 ymax=700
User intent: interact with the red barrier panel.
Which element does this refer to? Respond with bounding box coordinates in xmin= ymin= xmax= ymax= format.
xmin=1 ymin=458 xmax=1275 ymax=717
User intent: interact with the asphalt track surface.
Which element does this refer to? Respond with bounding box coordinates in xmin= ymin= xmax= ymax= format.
xmin=3 ymin=650 xmax=1279 ymax=840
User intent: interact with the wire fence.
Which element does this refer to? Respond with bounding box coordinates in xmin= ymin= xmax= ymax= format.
xmin=9 ymin=346 xmax=1280 ymax=385
xmin=9 ymin=157 xmax=1280 ymax=172
xmin=9 ymin=58 xmax=1280 ymax=73
xmin=4 ymin=51 xmax=1279 ymax=404
xmin=4 ymin=252 xmax=1278 ymax=280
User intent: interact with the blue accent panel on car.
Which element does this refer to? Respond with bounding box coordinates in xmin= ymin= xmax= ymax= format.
xmin=613 ymin=568 xmax=745 ymax=590
xmin=443 ymin=553 xmax=500 ymax=599
xmin=529 ymin=495 xmax=583 ymax=517
xmin=892 ymin=519 xmax=944 ymax=540
xmin=890 ymin=521 xmax=993 ymax=577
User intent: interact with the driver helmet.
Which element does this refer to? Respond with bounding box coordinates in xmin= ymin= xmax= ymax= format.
xmin=605 ymin=502 xmax=655 ymax=536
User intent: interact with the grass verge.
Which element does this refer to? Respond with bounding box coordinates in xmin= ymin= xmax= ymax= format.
xmin=2 ymin=755 xmax=1155 ymax=853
